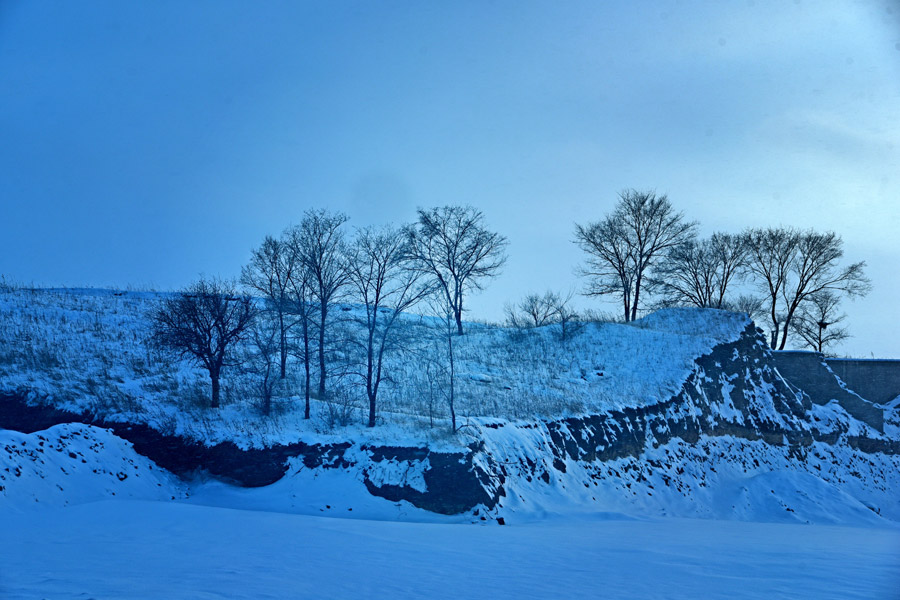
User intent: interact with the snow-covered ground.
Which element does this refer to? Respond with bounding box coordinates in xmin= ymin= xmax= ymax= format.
xmin=3 ymin=422 xmax=898 ymax=599
xmin=2 ymin=499 xmax=898 ymax=600
xmin=2 ymin=423 xmax=898 ymax=599
xmin=0 ymin=287 xmax=750 ymax=448
xmin=6 ymin=424 xmax=895 ymax=599
xmin=3 ymin=287 xmax=899 ymax=598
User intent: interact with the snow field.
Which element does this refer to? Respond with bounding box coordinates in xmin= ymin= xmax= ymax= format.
xmin=2 ymin=420 xmax=898 ymax=599
xmin=1 ymin=499 xmax=898 ymax=600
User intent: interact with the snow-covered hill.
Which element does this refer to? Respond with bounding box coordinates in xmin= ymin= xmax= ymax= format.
xmin=0 ymin=287 xmax=752 ymax=447
xmin=1 ymin=287 xmax=898 ymax=528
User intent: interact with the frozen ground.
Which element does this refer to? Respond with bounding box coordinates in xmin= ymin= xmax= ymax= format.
xmin=2 ymin=499 xmax=898 ymax=600
xmin=3 ymin=423 xmax=898 ymax=599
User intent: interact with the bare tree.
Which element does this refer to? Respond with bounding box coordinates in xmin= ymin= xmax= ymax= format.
xmin=654 ymin=233 xmax=747 ymax=309
xmin=548 ymin=289 xmax=581 ymax=341
xmin=241 ymin=235 xmax=297 ymax=379
xmin=575 ymin=189 xmax=696 ymax=321
xmin=288 ymin=209 xmax=351 ymax=401
xmin=574 ymin=213 xmax=635 ymax=320
xmin=506 ymin=289 xmax=581 ymax=340
xmin=781 ymin=231 xmax=869 ymax=350
xmin=247 ymin=313 xmax=281 ymax=415
xmin=283 ymin=264 xmax=317 ymax=419
xmin=505 ymin=291 xmax=559 ymax=328
xmin=413 ymin=350 xmax=447 ymax=429
xmin=347 ymin=225 xmax=432 ymax=427
xmin=426 ymin=293 xmax=459 ymax=432
xmin=790 ymin=291 xmax=851 ymax=354
xmin=744 ymin=227 xmax=870 ymax=350
xmin=728 ymin=294 xmax=766 ymax=322
xmin=742 ymin=227 xmax=797 ymax=347
xmin=150 ymin=278 xmax=255 ymax=408
xmin=407 ymin=205 xmax=507 ymax=335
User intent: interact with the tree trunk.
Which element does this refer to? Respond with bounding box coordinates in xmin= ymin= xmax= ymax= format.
xmin=303 ymin=319 xmax=311 ymax=420
xmin=631 ymin=272 xmax=642 ymax=322
xmin=455 ymin=307 xmax=464 ymax=335
xmin=778 ymin=320 xmax=791 ymax=350
xmin=279 ymin=311 xmax=287 ymax=379
xmin=210 ymin=367 xmax=221 ymax=409
xmin=367 ymin=393 xmax=376 ymax=428
xmin=778 ymin=303 xmax=800 ymax=351
xmin=318 ymin=303 xmax=327 ymax=399
xmin=448 ymin=328 xmax=456 ymax=432
xmin=366 ymin=326 xmax=377 ymax=428
xmin=768 ymin=300 xmax=780 ymax=349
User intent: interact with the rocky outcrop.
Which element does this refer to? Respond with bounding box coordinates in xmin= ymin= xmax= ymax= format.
xmin=532 ymin=324 xmax=883 ymax=465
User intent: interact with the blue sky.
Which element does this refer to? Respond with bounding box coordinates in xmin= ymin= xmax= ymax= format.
xmin=1 ymin=1 xmax=898 ymax=356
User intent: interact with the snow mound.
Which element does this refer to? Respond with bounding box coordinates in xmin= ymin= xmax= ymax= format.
xmin=481 ymin=429 xmax=900 ymax=527
xmin=717 ymin=470 xmax=886 ymax=526
xmin=0 ymin=423 xmax=183 ymax=511
xmin=183 ymin=455 xmax=457 ymax=523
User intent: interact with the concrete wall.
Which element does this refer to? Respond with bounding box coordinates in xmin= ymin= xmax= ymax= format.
xmin=825 ymin=358 xmax=900 ymax=406
xmin=772 ymin=351 xmax=886 ymax=431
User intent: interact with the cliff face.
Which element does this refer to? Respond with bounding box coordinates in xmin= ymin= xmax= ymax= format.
xmin=470 ymin=324 xmax=899 ymax=522
xmin=518 ymin=323 xmax=897 ymax=467
xmin=2 ymin=324 xmax=898 ymax=521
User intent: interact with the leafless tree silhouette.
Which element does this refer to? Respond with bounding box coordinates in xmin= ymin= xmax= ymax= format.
xmin=576 ymin=189 xmax=696 ymax=321
xmin=407 ymin=205 xmax=507 ymax=335
xmin=151 ymin=278 xmax=255 ymax=408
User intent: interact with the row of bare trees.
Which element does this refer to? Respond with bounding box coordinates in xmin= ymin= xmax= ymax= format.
xmin=150 ymin=192 xmax=870 ymax=424
xmin=574 ymin=189 xmax=870 ymax=352
xmin=150 ymin=206 xmax=507 ymax=429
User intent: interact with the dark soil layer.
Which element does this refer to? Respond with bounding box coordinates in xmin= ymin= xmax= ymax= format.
xmin=0 ymin=392 xmax=498 ymax=514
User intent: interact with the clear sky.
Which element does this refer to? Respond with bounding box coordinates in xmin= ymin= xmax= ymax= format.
xmin=1 ymin=1 xmax=898 ymax=356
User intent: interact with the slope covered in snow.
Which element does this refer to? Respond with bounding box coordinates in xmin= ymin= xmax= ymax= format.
xmin=0 ymin=292 xmax=895 ymax=494
xmin=0 ymin=288 xmax=751 ymax=448
xmin=1 ymin=287 xmax=897 ymax=523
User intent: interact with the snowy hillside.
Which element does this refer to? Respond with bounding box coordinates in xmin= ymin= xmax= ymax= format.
xmin=2 ymin=286 xmax=899 ymax=599
xmin=2 ymin=286 xmax=898 ymax=523
xmin=0 ymin=287 xmax=751 ymax=447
